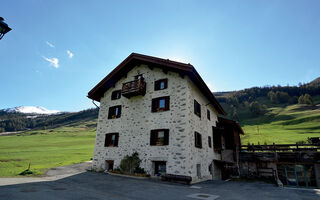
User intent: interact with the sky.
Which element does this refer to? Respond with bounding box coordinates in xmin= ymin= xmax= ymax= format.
xmin=1 ymin=0 xmax=320 ymax=112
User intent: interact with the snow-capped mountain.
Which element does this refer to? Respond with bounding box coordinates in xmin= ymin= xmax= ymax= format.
xmin=3 ymin=106 xmax=61 ymax=115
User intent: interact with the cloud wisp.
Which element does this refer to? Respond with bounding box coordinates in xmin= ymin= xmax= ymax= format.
xmin=42 ymin=56 xmax=59 ymax=68
xmin=46 ymin=41 xmax=55 ymax=48
xmin=66 ymin=50 xmax=74 ymax=58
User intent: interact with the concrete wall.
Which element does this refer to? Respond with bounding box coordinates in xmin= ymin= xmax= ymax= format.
xmin=92 ymin=64 xmax=221 ymax=183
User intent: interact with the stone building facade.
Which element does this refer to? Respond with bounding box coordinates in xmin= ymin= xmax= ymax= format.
xmin=88 ymin=53 xmax=241 ymax=183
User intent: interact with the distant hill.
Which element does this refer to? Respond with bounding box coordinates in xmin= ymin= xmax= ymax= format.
xmin=0 ymin=108 xmax=98 ymax=132
xmin=214 ymin=77 xmax=320 ymax=144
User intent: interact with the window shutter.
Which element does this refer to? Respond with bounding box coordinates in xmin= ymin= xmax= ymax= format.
xmin=108 ymin=107 xmax=112 ymax=119
xmin=165 ymin=97 xmax=170 ymax=110
xmin=105 ymin=134 xmax=110 ymax=147
xmin=164 ymin=130 xmax=169 ymax=145
xmin=118 ymin=106 xmax=122 ymax=117
xmin=150 ymin=130 xmax=156 ymax=145
xmin=194 ymin=132 xmax=197 ymax=147
xmin=114 ymin=133 xmax=119 ymax=147
xmin=151 ymin=99 xmax=157 ymax=112
xmin=199 ymin=133 xmax=202 ymax=148
xmin=154 ymin=81 xmax=159 ymax=90
xmin=194 ymin=100 xmax=197 ymax=114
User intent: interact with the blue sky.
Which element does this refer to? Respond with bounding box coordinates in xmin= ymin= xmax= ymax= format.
xmin=1 ymin=0 xmax=320 ymax=111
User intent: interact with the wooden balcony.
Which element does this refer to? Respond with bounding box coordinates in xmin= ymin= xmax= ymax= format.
xmin=122 ymin=79 xmax=146 ymax=98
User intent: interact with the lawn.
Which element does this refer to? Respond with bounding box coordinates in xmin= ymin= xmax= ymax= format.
xmin=0 ymin=124 xmax=96 ymax=177
xmin=241 ymin=104 xmax=320 ymax=144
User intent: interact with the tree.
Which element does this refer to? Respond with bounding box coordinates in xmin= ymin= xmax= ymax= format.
xmin=298 ymin=94 xmax=313 ymax=105
xmin=249 ymin=101 xmax=266 ymax=116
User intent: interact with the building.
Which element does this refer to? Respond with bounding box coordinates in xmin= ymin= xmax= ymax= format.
xmin=87 ymin=53 xmax=243 ymax=183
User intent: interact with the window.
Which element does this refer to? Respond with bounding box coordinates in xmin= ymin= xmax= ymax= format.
xmin=194 ymin=100 xmax=201 ymax=118
xmin=108 ymin=105 xmax=122 ymax=119
xmin=104 ymin=133 xmax=119 ymax=147
xmin=154 ymin=79 xmax=168 ymax=91
xmin=194 ymin=132 xmax=202 ymax=148
xmin=154 ymin=161 xmax=166 ymax=176
xmin=150 ymin=129 xmax=169 ymax=146
xmin=111 ymin=90 xmax=121 ymax=100
xmin=207 ymin=109 xmax=210 ymax=120
xmin=208 ymin=136 xmax=212 ymax=148
xmin=152 ymin=96 xmax=170 ymax=112
xmin=197 ymin=164 xmax=201 ymax=178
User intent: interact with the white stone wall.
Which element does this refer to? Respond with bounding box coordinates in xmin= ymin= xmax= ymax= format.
xmin=92 ymin=64 xmax=221 ymax=183
xmin=185 ymin=77 xmax=221 ymax=182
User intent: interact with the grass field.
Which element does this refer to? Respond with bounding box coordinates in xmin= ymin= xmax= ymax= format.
xmin=0 ymin=121 xmax=96 ymax=177
xmin=241 ymin=104 xmax=320 ymax=144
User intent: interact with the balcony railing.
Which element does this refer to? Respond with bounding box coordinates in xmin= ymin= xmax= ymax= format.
xmin=122 ymin=79 xmax=146 ymax=98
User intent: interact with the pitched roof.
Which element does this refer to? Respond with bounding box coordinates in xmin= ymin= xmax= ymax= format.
xmin=87 ymin=53 xmax=226 ymax=115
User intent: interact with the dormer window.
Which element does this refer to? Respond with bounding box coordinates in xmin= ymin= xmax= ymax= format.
xmin=155 ymin=79 xmax=168 ymax=91
xmin=111 ymin=90 xmax=121 ymax=100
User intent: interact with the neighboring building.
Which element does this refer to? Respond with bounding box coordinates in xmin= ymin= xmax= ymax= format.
xmin=88 ymin=53 xmax=243 ymax=183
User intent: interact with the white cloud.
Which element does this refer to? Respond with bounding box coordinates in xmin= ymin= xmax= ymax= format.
xmin=46 ymin=41 xmax=55 ymax=48
xmin=42 ymin=56 xmax=59 ymax=68
xmin=66 ymin=50 xmax=74 ymax=58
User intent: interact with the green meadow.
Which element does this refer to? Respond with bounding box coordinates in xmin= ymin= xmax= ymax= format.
xmin=0 ymin=122 xmax=96 ymax=177
xmin=241 ymin=104 xmax=320 ymax=144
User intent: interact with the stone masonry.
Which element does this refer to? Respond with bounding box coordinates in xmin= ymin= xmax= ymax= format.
xmin=92 ymin=64 xmax=222 ymax=183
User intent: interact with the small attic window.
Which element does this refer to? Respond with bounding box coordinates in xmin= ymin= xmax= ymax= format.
xmin=111 ymin=90 xmax=121 ymax=100
xmin=155 ymin=79 xmax=168 ymax=91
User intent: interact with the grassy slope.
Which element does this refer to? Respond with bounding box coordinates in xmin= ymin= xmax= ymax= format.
xmin=240 ymin=103 xmax=320 ymax=144
xmin=0 ymin=120 xmax=96 ymax=177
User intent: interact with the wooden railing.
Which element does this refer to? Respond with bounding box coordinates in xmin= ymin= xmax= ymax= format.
xmin=241 ymin=144 xmax=320 ymax=152
xmin=122 ymin=79 xmax=146 ymax=98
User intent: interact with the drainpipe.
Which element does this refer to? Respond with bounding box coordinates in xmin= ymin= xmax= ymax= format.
xmin=92 ymin=100 xmax=100 ymax=109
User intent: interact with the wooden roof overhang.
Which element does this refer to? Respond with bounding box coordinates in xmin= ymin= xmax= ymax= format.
xmin=217 ymin=117 xmax=245 ymax=135
xmin=87 ymin=53 xmax=226 ymax=115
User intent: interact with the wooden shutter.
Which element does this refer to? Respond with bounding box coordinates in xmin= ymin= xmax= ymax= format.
xmin=150 ymin=130 xmax=156 ymax=145
xmin=114 ymin=133 xmax=119 ymax=147
xmin=208 ymin=136 xmax=212 ymax=148
xmin=194 ymin=132 xmax=197 ymax=147
xmin=199 ymin=133 xmax=202 ymax=148
xmin=118 ymin=106 xmax=122 ymax=117
xmin=194 ymin=100 xmax=197 ymax=114
xmin=164 ymin=129 xmax=169 ymax=145
xmin=108 ymin=107 xmax=113 ymax=119
xmin=151 ymin=99 xmax=157 ymax=112
xmin=165 ymin=96 xmax=170 ymax=110
xmin=154 ymin=80 xmax=160 ymax=90
xmin=105 ymin=134 xmax=110 ymax=147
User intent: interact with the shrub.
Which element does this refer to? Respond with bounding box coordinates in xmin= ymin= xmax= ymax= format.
xmin=120 ymin=152 xmax=144 ymax=174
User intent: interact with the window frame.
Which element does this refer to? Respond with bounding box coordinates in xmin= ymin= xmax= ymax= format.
xmin=194 ymin=131 xmax=202 ymax=149
xmin=151 ymin=96 xmax=170 ymax=112
xmin=154 ymin=78 xmax=168 ymax=91
xmin=194 ymin=100 xmax=201 ymax=118
xmin=208 ymin=136 xmax=212 ymax=148
xmin=111 ymin=90 xmax=121 ymax=100
xmin=150 ymin=129 xmax=169 ymax=146
xmin=104 ymin=133 xmax=119 ymax=147
xmin=108 ymin=105 xmax=122 ymax=119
